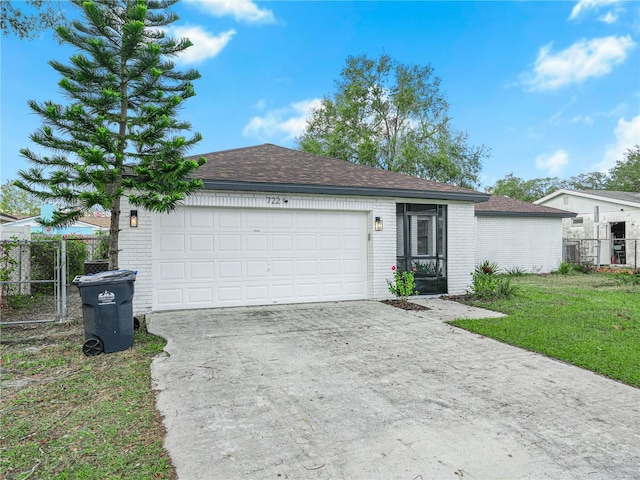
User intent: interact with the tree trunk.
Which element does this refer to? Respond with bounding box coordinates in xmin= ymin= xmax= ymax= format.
xmin=108 ymin=196 xmax=120 ymax=270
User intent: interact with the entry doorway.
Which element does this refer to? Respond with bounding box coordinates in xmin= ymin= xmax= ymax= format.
xmin=611 ymin=222 xmax=626 ymax=265
xmin=396 ymin=204 xmax=447 ymax=294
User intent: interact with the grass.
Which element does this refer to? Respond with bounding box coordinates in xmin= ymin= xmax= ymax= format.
xmin=0 ymin=320 xmax=176 ymax=480
xmin=450 ymin=273 xmax=640 ymax=388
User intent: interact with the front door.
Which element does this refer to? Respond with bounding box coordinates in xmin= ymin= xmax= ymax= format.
xmin=396 ymin=204 xmax=447 ymax=295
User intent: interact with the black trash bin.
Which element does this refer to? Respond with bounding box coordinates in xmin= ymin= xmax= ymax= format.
xmin=72 ymin=270 xmax=136 ymax=356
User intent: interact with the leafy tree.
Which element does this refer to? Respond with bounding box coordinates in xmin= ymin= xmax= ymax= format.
xmin=15 ymin=0 xmax=205 ymax=269
xmin=297 ymin=54 xmax=489 ymax=189
xmin=562 ymin=172 xmax=610 ymax=191
xmin=485 ymin=174 xmax=562 ymax=202
xmin=0 ymin=180 xmax=41 ymax=216
xmin=1 ymin=0 xmax=68 ymax=39
xmin=608 ymin=145 xmax=640 ymax=192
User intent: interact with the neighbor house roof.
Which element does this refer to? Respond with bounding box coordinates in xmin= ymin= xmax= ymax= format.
xmin=535 ymin=189 xmax=640 ymax=208
xmin=475 ymin=196 xmax=576 ymax=218
xmin=80 ymin=216 xmax=111 ymax=229
xmin=189 ymin=144 xmax=490 ymax=202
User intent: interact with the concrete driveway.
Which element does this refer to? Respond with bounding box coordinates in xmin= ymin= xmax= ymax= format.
xmin=148 ymin=300 xmax=640 ymax=480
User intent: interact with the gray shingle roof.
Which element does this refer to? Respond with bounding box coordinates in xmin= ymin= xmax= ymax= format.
xmin=188 ymin=144 xmax=490 ymax=202
xmin=575 ymin=190 xmax=640 ymax=205
xmin=475 ymin=196 xmax=576 ymax=217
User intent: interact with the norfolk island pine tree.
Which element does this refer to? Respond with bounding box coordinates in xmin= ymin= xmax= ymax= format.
xmin=15 ymin=0 xmax=205 ymax=270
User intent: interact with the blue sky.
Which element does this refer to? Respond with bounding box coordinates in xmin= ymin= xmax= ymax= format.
xmin=1 ymin=0 xmax=639 ymax=191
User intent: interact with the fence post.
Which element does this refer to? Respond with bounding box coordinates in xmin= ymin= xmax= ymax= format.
xmin=61 ymin=239 xmax=67 ymax=321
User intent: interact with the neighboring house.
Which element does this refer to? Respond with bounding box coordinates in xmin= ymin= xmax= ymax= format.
xmin=1 ymin=205 xmax=109 ymax=236
xmin=119 ymin=144 xmax=491 ymax=314
xmin=475 ymin=196 xmax=576 ymax=273
xmin=535 ymin=189 xmax=640 ymax=267
xmin=0 ymin=213 xmax=18 ymax=224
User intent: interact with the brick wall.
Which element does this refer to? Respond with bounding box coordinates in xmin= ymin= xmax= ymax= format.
xmin=476 ymin=216 xmax=563 ymax=273
xmin=447 ymin=202 xmax=476 ymax=295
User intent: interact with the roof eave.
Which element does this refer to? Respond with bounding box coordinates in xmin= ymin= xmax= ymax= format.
xmin=201 ymin=180 xmax=491 ymax=203
xmin=475 ymin=211 xmax=577 ymax=218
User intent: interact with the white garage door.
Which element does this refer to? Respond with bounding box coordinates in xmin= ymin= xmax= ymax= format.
xmin=152 ymin=208 xmax=369 ymax=310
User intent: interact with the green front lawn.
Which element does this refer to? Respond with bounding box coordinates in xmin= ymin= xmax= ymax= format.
xmin=0 ymin=321 xmax=175 ymax=479
xmin=450 ymin=273 xmax=640 ymax=387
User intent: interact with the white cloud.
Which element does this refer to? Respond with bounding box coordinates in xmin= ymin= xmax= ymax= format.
xmin=167 ymin=26 xmax=236 ymax=65
xmin=535 ymin=150 xmax=569 ymax=175
xmin=596 ymin=115 xmax=640 ymax=171
xmin=571 ymin=115 xmax=595 ymax=126
xmin=521 ymin=35 xmax=636 ymax=91
xmin=185 ymin=0 xmax=275 ymax=24
xmin=568 ymin=0 xmax=621 ymax=20
xmin=599 ymin=11 xmax=619 ymax=24
xmin=243 ymin=98 xmax=322 ymax=141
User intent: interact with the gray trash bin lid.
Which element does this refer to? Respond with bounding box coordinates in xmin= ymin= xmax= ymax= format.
xmin=73 ymin=269 xmax=136 ymax=285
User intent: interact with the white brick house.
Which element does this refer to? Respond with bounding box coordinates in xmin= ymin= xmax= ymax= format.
xmin=119 ymin=144 xmax=489 ymax=314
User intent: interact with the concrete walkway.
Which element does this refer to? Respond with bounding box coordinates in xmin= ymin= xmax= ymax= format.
xmin=148 ymin=300 xmax=640 ymax=480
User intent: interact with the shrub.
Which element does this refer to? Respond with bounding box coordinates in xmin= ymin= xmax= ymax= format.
xmin=475 ymin=260 xmax=500 ymax=275
xmin=387 ymin=266 xmax=419 ymax=301
xmin=469 ymin=262 xmax=517 ymax=299
xmin=504 ymin=266 xmax=526 ymax=276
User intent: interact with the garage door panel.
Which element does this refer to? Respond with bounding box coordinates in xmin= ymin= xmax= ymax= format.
xmin=159 ymin=262 xmax=185 ymax=281
xmin=320 ymin=259 xmax=340 ymax=275
xmin=218 ymin=261 xmax=242 ymax=279
xmin=158 ymin=211 xmax=185 ymax=228
xmin=296 ymin=259 xmax=318 ymax=276
xmin=246 ymin=261 xmax=268 ymax=278
xmin=319 ymin=235 xmax=340 ymax=250
xmin=343 ymin=235 xmax=361 ymax=250
xmin=155 ymin=288 xmax=183 ymax=306
xmin=321 ymin=283 xmax=342 ymax=295
xmin=217 ymin=211 xmax=241 ymax=229
xmin=190 ymin=261 xmax=214 ymax=279
xmin=298 ymin=283 xmax=320 ymax=298
xmin=188 ymin=288 xmax=213 ymax=303
xmin=271 ymin=212 xmax=293 ymax=229
xmin=297 ymin=236 xmax=316 ymax=250
xmin=188 ymin=210 xmax=214 ymax=229
xmin=218 ymin=286 xmax=242 ymax=302
xmin=272 ymin=260 xmax=293 ymax=277
xmin=189 ymin=234 xmax=213 ymax=252
xmin=245 ymin=211 xmax=268 ymax=229
xmin=159 ymin=234 xmax=185 ymax=253
xmin=272 ymin=284 xmax=294 ymax=300
xmin=218 ymin=234 xmax=241 ymax=252
xmin=342 ymin=259 xmax=363 ymax=275
xmin=245 ymin=235 xmax=268 ymax=252
xmin=153 ymin=208 xmax=368 ymax=310
xmin=344 ymin=281 xmax=366 ymax=295
xmin=271 ymin=234 xmax=293 ymax=251
xmin=245 ymin=285 xmax=268 ymax=301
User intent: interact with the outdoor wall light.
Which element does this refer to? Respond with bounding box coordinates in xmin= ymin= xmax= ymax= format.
xmin=130 ymin=210 xmax=138 ymax=228
xmin=374 ymin=216 xmax=383 ymax=231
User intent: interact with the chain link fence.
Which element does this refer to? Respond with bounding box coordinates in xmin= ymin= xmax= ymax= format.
xmin=563 ymin=238 xmax=638 ymax=269
xmin=0 ymin=235 xmax=109 ymax=324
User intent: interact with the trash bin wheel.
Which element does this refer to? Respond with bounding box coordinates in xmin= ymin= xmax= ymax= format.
xmin=83 ymin=338 xmax=103 ymax=356
xmin=133 ymin=317 xmax=140 ymax=330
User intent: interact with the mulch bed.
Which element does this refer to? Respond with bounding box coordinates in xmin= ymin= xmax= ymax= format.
xmin=382 ymin=299 xmax=430 ymax=311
